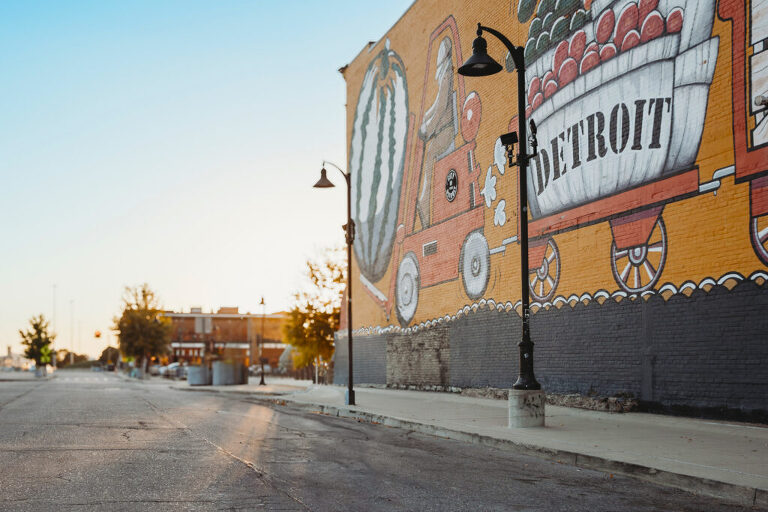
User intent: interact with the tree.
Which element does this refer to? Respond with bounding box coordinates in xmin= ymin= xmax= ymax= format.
xmin=19 ymin=314 xmax=54 ymax=371
xmin=55 ymin=349 xmax=89 ymax=367
xmin=113 ymin=284 xmax=172 ymax=374
xmin=99 ymin=346 xmax=120 ymax=365
xmin=284 ymin=248 xmax=344 ymax=371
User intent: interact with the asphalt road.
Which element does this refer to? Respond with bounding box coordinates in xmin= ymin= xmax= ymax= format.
xmin=0 ymin=370 xmax=760 ymax=511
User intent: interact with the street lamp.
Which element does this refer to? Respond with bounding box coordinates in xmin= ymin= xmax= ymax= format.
xmin=259 ymin=297 xmax=266 ymax=386
xmin=458 ymin=23 xmax=540 ymax=390
xmin=313 ymin=160 xmax=355 ymax=406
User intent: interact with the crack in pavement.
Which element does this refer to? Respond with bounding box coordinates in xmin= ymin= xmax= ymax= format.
xmin=0 ymin=447 xmax=209 ymax=452
xmin=0 ymin=422 xmax=185 ymax=430
xmin=1 ymin=498 xmax=270 ymax=505
xmin=0 ymin=382 xmax=46 ymax=412
xmin=140 ymin=396 xmax=313 ymax=511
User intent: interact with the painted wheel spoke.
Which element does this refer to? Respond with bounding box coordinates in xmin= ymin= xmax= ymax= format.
xmin=539 ymin=281 xmax=544 ymax=297
xmin=634 ymin=266 xmax=640 ymax=289
xmin=614 ymin=249 xmax=628 ymax=258
xmin=620 ymin=262 xmax=632 ymax=281
xmin=643 ymin=260 xmax=657 ymax=280
xmin=759 ymin=226 xmax=768 ymax=244
xmin=546 ymin=276 xmax=555 ymax=288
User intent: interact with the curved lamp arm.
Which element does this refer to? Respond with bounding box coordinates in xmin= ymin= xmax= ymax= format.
xmin=477 ymin=24 xmax=525 ymax=72
xmin=323 ymin=160 xmax=351 ymax=186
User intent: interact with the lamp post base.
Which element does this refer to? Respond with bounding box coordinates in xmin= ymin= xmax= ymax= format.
xmin=345 ymin=388 xmax=355 ymax=406
xmin=508 ymin=389 xmax=546 ymax=428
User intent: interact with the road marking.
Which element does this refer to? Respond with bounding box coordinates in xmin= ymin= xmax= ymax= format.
xmin=58 ymin=377 xmax=112 ymax=382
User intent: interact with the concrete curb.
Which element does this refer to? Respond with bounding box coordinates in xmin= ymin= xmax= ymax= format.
xmin=198 ymin=389 xmax=764 ymax=508
xmin=174 ymin=385 xmax=297 ymax=396
xmin=0 ymin=375 xmax=57 ymax=382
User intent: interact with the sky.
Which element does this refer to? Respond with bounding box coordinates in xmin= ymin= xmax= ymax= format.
xmin=0 ymin=0 xmax=414 ymax=358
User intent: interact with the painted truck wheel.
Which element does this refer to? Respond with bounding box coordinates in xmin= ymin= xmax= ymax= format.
xmin=529 ymin=238 xmax=561 ymax=302
xmin=610 ymin=217 xmax=667 ymax=293
xmin=396 ymin=252 xmax=420 ymax=326
xmin=750 ymin=215 xmax=768 ymax=265
xmin=461 ymin=231 xmax=490 ymax=299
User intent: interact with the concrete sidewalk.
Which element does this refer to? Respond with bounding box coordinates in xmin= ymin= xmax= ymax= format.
xmin=174 ymin=378 xmax=767 ymax=507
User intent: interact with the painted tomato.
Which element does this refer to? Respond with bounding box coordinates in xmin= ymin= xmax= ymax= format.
xmin=641 ymin=11 xmax=665 ymax=43
xmin=528 ymin=76 xmax=542 ymax=104
xmin=621 ymin=29 xmax=641 ymax=52
xmin=558 ymin=57 xmax=578 ymax=86
xmin=349 ymin=45 xmax=409 ymax=284
xmin=544 ymin=79 xmax=559 ymax=98
xmin=667 ymin=8 xmax=683 ymax=33
xmin=580 ymin=50 xmax=600 ymax=74
xmin=569 ymin=30 xmax=587 ymax=61
xmin=614 ymin=3 xmax=640 ymax=47
xmin=553 ymin=40 xmax=570 ymax=76
xmin=596 ymin=9 xmax=616 ymax=45
xmin=532 ymin=92 xmax=544 ymax=110
xmin=600 ymin=43 xmax=617 ymax=61
xmin=639 ymin=0 xmax=659 ymax=21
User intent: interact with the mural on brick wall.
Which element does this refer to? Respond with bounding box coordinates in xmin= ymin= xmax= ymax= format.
xmin=719 ymin=0 xmax=768 ymax=266
xmin=346 ymin=0 xmax=768 ymax=332
xmin=524 ymin=0 xmax=719 ymax=298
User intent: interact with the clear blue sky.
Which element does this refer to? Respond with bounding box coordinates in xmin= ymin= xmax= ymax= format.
xmin=0 ymin=0 xmax=414 ymax=357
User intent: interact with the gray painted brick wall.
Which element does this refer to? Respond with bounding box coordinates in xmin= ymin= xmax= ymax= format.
xmin=334 ymin=333 xmax=387 ymax=386
xmin=335 ymin=281 xmax=768 ymax=414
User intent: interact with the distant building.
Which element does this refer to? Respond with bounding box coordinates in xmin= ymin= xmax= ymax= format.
xmin=162 ymin=307 xmax=288 ymax=368
xmin=1 ymin=346 xmax=31 ymax=370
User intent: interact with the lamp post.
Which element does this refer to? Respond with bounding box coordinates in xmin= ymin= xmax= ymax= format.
xmin=458 ymin=23 xmax=540 ymax=390
xmin=259 ymin=297 xmax=266 ymax=386
xmin=313 ymin=160 xmax=355 ymax=405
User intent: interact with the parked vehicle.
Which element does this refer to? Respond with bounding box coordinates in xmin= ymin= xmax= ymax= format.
xmin=163 ymin=362 xmax=187 ymax=379
xmin=164 ymin=362 xmax=180 ymax=378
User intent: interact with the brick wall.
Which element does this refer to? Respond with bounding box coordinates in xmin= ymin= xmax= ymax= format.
xmin=336 ymin=0 xmax=768 ymax=416
xmin=336 ymin=279 xmax=768 ymax=414
xmin=388 ymin=325 xmax=450 ymax=386
xmin=334 ymin=333 xmax=387 ymax=386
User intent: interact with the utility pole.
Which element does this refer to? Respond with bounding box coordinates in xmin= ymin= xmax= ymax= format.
xmin=69 ymin=300 xmax=75 ymax=365
xmin=259 ymin=297 xmax=266 ymax=386
xmin=52 ymin=284 xmax=57 ymax=368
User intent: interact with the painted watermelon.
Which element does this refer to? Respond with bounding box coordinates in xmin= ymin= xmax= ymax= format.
xmin=349 ymin=43 xmax=409 ymax=284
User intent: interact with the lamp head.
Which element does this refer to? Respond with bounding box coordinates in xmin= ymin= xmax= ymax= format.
xmin=313 ymin=167 xmax=335 ymax=188
xmin=458 ymin=31 xmax=503 ymax=77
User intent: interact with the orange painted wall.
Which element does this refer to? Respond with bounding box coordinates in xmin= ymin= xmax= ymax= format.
xmin=343 ymin=0 xmax=768 ymax=331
